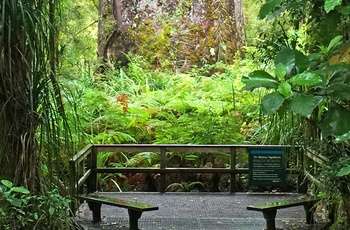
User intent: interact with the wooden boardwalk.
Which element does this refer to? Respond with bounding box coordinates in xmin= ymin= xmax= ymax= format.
xmin=75 ymin=192 xmax=329 ymax=230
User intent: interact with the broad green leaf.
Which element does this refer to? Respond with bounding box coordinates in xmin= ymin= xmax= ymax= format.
xmin=328 ymin=68 xmax=350 ymax=84
xmin=185 ymin=154 xmax=199 ymax=161
xmin=288 ymin=94 xmax=318 ymax=118
xmin=275 ymin=49 xmax=309 ymax=75
xmin=337 ymin=165 xmax=350 ymax=177
xmin=326 ymin=83 xmax=350 ymax=99
xmin=242 ymin=70 xmax=279 ymax=91
xmin=261 ymin=92 xmax=285 ymax=114
xmin=266 ymin=4 xmax=288 ymax=20
xmin=278 ymin=82 xmax=292 ymax=98
xmin=49 ymin=206 xmax=55 ymax=215
xmin=258 ymin=0 xmax=283 ymax=19
xmin=321 ymin=104 xmax=350 ymax=136
xmin=337 ymin=6 xmax=350 ymax=15
xmin=1 ymin=180 xmax=12 ymax=189
xmin=294 ymin=50 xmax=310 ymax=73
xmin=336 ymin=131 xmax=350 ymax=142
xmin=7 ymin=197 xmax=22 ymax=208
xmin=11 ymin=186 xmax=30 ymax=194
xmin=289 ymin=72 xmax=322 ymax=86
xmin=275 ymin=63 xmax=286 ymax=79
xmin=324 ymin=0 xmax=342 ymax=13
xmin=275 ymin=48 xmax=295 ymax=74
xmin=328 ymin=35 xmax=342 ymax=51
xmin=0 ymin=208 xmax=5 ymax=216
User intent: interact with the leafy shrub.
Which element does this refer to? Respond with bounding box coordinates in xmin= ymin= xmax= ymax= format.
xmin=0 ymin=180 xmax=77 ymax=230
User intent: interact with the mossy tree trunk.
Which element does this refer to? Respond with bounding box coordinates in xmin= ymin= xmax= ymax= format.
xmin=0 ymin=0 xmax=67 ymax=192
xmin=97 ymin=0 xmax=245 ymax=70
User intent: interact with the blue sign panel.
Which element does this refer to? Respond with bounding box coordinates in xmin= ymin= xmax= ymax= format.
xmin=249 ymin=148 xmax=285 ymax=186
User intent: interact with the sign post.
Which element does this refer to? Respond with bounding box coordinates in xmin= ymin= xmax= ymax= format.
xmin=248 ymin=148 xmax=285 ymax=186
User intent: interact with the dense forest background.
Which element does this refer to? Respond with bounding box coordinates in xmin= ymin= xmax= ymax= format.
xmin=1 ymin=0 xmax=350 ymax=229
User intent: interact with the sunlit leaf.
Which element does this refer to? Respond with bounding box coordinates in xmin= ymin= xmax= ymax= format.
xmin=289 ymin=72 xmax=323 ymax=86
xmin=261 ymin=92 xmax=285 ymax=114
xmin=288 ymin=94 xmax=319 ymax=118
xmin=1 ymin=180 xmax=12 ymax=189
xmin=278 ymin=82 xmax=292 ymax=98
xmin=327 ymin=35 xmax=342 ymax=51
xmin=336 ymin=131 xmax=350 ymax=142
xmin=8 ymin=197 xmax=22 ymax=208
xmin=324 ymin=0 xmax=342 ymax=13
xmin=11 ymin=187 xmax=30 ymax=194
xmin=242 ymin=70 xmax=279 ymax=91
xmin=275 ymin=63 xmax=286 ymax=79
xmin=337 ymin=165 xmax=350 ymax=177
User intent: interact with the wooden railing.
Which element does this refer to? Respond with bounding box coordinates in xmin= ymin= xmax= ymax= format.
xmin=69 ymin=144 xmax=304 ymax=196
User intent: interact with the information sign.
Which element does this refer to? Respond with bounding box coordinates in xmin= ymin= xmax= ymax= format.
xmin=248 ymin=148 xmax=285 ymax=186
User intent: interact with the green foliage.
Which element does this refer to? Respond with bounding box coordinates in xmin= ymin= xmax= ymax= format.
xmin=0 ymin=180 xmax=30 ymax=211
xmin=67 ymin=57 xmax=260 ymax=146
xmin=0 ymin=180 xmax=75 ymax=229
xmin=166 ymin=181 xmax=204 ymax=192
xmin=59 ymin=0 xmax=97 ymax=77
xmin=246 ymin=1 xmax=350 ymax=226
xmin=324 ymin=0 xmax=342 ymax=13
xmin=246 ymin=0 xmax=349 ymax=64
xmin=242 ymin=42 xmax=350 ymax=140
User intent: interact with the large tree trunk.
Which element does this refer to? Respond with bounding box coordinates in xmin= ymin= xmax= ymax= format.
xmin=0 ymin=0 xmax=62 ymax=192
xmin=0 ymin=50 xmax=38 ymax=191
xmin=97 ymin=0 xmax=245 ymax=71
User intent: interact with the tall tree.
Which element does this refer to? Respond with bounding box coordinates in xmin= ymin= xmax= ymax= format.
xmin=0 ymin=0 xmax=68 ymax=192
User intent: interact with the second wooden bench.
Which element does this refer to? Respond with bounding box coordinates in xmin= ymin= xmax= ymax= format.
xmin=247 ymin=195 xmax=319 ymax=230
xmin=79 ymin=193 xmax=159 ymax=230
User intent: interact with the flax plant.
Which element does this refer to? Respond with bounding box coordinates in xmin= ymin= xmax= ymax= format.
xmin=0 ymin=0 xmax=70 ymax=193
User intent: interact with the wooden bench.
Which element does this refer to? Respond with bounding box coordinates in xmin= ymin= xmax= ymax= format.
xmin=247 ymin=195 xmax=319 ymax=230
xmin=79 ymin=193 xmax=159 ymax=230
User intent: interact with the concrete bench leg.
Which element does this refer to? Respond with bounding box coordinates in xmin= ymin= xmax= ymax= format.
xmin=128 ymin=209 xmax=142 ymax=230
xmin=87 ymin=202 xmax=102 ymax=222
xmin=303 ymin=202 xmax=315 ymax=224
xmin=262 ymin=209 xmax=277 ymax=230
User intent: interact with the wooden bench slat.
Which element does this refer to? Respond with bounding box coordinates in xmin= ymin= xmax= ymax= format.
xmin=247 ymin=196 xmax=318 ymax=211
xmin=79 ymin=194 xmax=159 ymax=211
xmin=247 ymin=195 xmax=319 ymax=230
xmin=79 ymin=193 xmax=159 ymax=230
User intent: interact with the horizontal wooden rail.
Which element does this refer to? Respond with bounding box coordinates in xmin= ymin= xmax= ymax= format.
xmin=77 ymin=169 xmax=92 ymax=190
xmin=96 ymin=167 xmax=249 ymax=174
xmin=304 ymin=148 xmax=329 ymax=166
xmin=70 ymin=144 xmax=300 ymax=195
xmin=93 ymin=144 xmax=289 ymax=153
xmin=71 ymin=144 xmax=93 ymax=163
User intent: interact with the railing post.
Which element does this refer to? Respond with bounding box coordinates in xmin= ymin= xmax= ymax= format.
xmin=87 ymin=145 xmax=98 ymax=193
xmin=230 ymin=147 xmax=237 ymax=193
xmin=159 ymin=147 xmax=167 ymax=193
xmin=297 ymin=148 xmax=308 ymax=194
xmin=69 ymin=159 xmax=77 ymax=215
xmin=78 ymin=160 xmax=84 ymax=194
